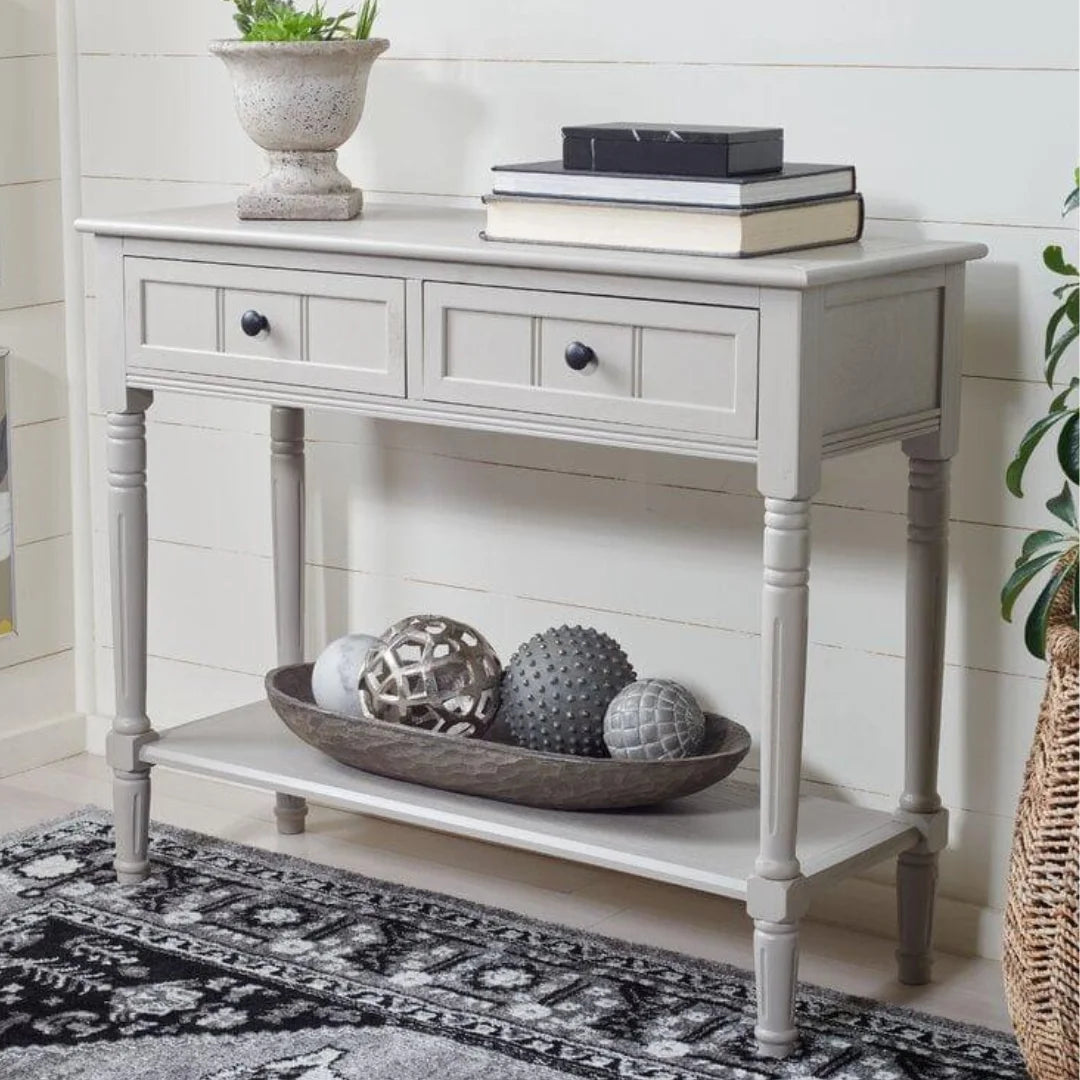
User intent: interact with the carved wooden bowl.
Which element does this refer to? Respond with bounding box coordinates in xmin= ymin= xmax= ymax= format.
xmin=266 ymin=664 xmax=751 ymax=811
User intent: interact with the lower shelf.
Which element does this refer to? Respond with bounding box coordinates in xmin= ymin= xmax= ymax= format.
xmin=141 ymin=701 xmax=919 ymax=902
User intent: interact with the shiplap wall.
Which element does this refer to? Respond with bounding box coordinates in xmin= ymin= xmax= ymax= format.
xmin=0 ymin=0 xmax=77 ymax=769
xmin=74 ymin=0 xmax=1078 ymax=957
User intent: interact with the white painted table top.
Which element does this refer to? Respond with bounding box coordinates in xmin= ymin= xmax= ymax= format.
xmin=77 ymin=201 xmax=988 ymax=288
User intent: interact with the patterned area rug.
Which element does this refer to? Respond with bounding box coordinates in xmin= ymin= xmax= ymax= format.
xmin=0 ymin=811 xmax=1026 ymax=1079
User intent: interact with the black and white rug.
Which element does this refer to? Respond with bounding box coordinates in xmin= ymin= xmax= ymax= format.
xmin=0 ymin=811 xmax=1026 ymax=1079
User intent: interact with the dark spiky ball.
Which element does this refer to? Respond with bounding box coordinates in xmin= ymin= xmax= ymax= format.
xmin=497 ymin=625 xmax=636 ymax=757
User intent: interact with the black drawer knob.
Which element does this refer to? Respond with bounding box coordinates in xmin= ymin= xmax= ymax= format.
xmin=564 ymin=341 xmax=596 ymax=371
xmin=240 ymin=309 xmax=270 ymax=337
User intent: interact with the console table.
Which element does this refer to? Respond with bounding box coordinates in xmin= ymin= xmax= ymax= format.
xmin=78 ymin=203 xmax=986 ymax=1059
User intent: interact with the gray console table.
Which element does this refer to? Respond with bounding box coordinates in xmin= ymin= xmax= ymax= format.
xmin=78 ymin=203 xmax=986 ymax=1058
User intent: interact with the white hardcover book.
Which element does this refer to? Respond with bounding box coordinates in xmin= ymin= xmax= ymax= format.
xmin=482 ymin=193 xmax=865 ymax=258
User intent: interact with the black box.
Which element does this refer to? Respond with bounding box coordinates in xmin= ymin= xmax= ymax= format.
xmin=562 ymin=123 xmax=783 ymax=178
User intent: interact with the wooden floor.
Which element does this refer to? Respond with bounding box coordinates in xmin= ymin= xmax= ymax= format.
xmin=0 ymin=752 xmax=1011 ymax=1034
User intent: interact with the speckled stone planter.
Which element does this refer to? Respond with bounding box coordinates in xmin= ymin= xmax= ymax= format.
xmin=210 ymin=38 xmax=388 ymax=220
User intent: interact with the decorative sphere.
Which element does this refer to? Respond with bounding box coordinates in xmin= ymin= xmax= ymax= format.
xmin=311 ymin=633 xmax=380 ymax=718
xmin=498 ymin=625 xmax=636 ymax=757
xmin=359 ymin=615 xmax=501 ymax=738
xmin=603 ymin=679 xmax=706 ymax=761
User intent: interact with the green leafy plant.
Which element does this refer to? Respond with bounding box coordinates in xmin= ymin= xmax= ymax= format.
xmin=1001 ymin=169 xmax=1079 ymax=659
xmin=227 ymin=0 xmax=378 ymax=41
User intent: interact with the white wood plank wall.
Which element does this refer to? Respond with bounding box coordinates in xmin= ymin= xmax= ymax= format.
xmin=0 ymin=0 xmax=77 ymax=767
xmin=74 ymin=0 xmax=1079 ymax=957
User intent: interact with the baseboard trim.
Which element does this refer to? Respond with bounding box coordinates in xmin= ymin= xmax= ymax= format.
xmin=808 ymin=873 xmax=1003 ymax=962
xmin=82 ymin=713 xmax=1003 ymax=960
xmin=85 ymin=713 xmax=112 ymax=757
xmin=0 ymin=713 xmax=86 ymax=778
xmin=86 ymin=711 xmax=194 ymax=756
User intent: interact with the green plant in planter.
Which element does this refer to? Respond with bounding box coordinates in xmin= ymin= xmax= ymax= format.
xmin=227 ymin=0 xmax=379 ymax=41
xmin=1001 ymin=169 xmax=1079 ymax=658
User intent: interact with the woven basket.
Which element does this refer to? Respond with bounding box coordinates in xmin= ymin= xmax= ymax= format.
xmin=1002 ymin=575 xmax=1079 ymax=1080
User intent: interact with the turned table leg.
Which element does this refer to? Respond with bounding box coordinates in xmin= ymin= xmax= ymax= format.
xmin=746 ymin=287 xmax=824 ymax=1059
xmin=106 ymin=388 xmax=156 ymax=884
xmin=748 ymin=496 xmax=813 ymax=1058
xmin=271 ymin=405 xmax=308 ymax=836
xmin=896 ymin=453 xmax=952 ymax=984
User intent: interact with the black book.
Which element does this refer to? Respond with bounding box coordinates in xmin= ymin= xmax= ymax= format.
xmin=491 ymin=160 xmax=855 ymax=209
xmin=563 ymin=123 xmax=783 ymax=177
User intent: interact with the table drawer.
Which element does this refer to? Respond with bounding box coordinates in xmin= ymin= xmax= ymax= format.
xmin=422 ymin=283 xmax=758 ymax=438
xmin=125 ymin=258 xmax=406 ymax=397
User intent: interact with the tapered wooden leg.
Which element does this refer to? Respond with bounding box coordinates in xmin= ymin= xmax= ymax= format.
xmin=896 ymin=455 xmax=951 ymax=984
xmin=753 ymin=920 xmax=800 ymax=1054
xmin=271 ymin=406 xmax=308 ymax=836
xmin=106 ymin=388 xmax=156 ymax=884
xmin=274 ymin=793 xmax=308 ymax=835
xmin=749 ymin=497 xmax=812 ymax=1058
xmin=897 ymin=850 xmax=939 ymax=984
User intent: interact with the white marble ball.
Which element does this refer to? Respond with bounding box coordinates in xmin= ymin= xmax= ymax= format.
xmin=311 ymin=633 xmax=380 ymax=718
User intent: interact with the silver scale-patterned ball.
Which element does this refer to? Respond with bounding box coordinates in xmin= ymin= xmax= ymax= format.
xmin=360 ymin=615 xmax=501 ymax=738
xmin=603 ymin=679 xmax=706 ymax=761
xmin=498 ymin=625 xmax=636 ymax=758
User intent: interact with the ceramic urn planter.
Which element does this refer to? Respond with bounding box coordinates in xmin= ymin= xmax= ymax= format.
xmin=210 ymin=38 xmax=388 ymax=221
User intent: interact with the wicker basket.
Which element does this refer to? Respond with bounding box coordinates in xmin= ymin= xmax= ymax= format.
xmin=1002 ymin=580 xmax=1079 ymax=1080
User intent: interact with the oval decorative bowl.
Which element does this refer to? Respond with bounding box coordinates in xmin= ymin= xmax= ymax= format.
xmin=266 ymin=663 xmax=751 ymax=811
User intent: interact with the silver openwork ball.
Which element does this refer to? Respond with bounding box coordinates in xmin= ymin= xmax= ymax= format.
xmin=603 ymin=679 xmax=706 ymax=761
xmin=359 ymin=615 xmax=501 ymax=737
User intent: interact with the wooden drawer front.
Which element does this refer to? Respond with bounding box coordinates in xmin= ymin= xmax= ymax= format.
xmin=423 ymin=284 xmax=758 ymax=437
xmin=126 ymin=258 xmax=406 ymax=397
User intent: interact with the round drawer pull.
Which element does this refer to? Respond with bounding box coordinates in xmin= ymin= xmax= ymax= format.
xmin=564 ymin=341 xmax=596 ymax=372
xmin=240 ymin=309 xmax=270 ymax=338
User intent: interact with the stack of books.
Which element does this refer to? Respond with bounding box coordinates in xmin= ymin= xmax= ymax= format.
xmin=482 ymin=123 xmax=863 ymax=259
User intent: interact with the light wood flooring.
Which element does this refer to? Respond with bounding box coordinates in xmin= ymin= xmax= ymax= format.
xmin=0 ymin=752 xmax=1010 ymax=1034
